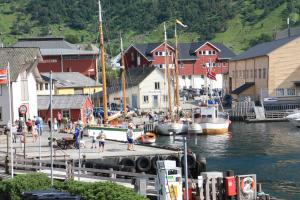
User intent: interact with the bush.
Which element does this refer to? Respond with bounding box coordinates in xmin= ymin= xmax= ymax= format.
xmin=0 ymin=173 xmax=52 ymax=200
xmin=55 ymin=180 xmax=147 ymax=200
xmin=0 ymin=173 xmax=148 ymax=200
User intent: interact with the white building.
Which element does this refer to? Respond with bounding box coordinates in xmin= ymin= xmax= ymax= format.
xmin=104 ymin=67 xmax=174 ymax=112
xmin=0 ymin=48 xmax=42 ymax=125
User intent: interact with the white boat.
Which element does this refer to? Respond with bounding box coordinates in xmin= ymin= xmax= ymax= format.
xmin=156 ymin=121 xmax=188 ymax=135
xmin=188 ymin=122 xmax=203 ymax=134
xmin=286 ymin=112 xmax=300 ymax=127
xmin=86 ymin=125 xmax=144 ymax=142
xmin=194 ymin=104 xmax=230 ymax=135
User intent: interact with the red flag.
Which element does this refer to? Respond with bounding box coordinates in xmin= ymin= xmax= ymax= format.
xmin=0 ymin=68 xmax=8 ymax=84
xmin=206 ymin=68 xmax=216 ymax=80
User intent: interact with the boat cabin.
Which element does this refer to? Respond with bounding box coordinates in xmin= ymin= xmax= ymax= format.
xmin=195 ymin=104 xmax=219 ymax=119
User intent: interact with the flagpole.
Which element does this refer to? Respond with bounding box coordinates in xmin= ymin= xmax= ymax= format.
xmin=50 ymin=71 xmax=53 ymax=186
xmin=8 ymin=62 xmax=13 ymax=178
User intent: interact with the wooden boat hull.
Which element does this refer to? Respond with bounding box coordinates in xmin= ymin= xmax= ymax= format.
xmin=199 ymin=120 xmax=230 ymax=135
xmin=136 ymin=132 xmax=157 ymax=144
xmin=86 ymin=126 xmax=144 ymax=142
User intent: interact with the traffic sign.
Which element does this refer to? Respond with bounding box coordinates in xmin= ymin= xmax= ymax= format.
xmin=19 ymin=105 xmax=27 ymax=115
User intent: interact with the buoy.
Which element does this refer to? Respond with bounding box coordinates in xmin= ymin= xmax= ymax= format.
xmin=136 ymin=156 xmax=151 ymax=172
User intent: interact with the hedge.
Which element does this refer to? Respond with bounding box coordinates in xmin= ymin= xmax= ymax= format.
xmin=0 ymin=173 xmax=148 ymax=200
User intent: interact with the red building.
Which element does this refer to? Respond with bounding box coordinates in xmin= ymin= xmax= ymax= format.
xmin=124 ymin=41 xmax=235 ymax=89
xmin=37 ymin=95 xmax=93 ymax=125
xmin=12 ymin=37 xmax=98 ymax=78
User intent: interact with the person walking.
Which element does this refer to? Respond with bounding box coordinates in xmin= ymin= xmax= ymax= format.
xmin=98 ymin=130 xmax=106 ymax=152
xmin=91 ymin=132 xmax=97 ymax=149
xmin=32 ymin=123 xmax=38 ymax=143
xmin=74 ymin=125 xmax=80 ymax=149
xmin=57 ymin=112 xmax=62 ymax=129
xmin=126 ymin=123 xmax=134 ymax=151
xmin=53 ymin=118 xmax=58 ymax=132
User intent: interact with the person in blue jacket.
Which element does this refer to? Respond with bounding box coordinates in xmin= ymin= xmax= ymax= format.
xmin=75 ymin=125 xmax=80 ymax=149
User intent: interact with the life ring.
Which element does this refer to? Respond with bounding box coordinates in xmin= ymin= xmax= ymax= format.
xmin=240 ymin=177 xmax=256 ymax=194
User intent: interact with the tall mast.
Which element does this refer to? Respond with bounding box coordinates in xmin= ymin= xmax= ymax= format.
xmin=164 ymin=22 xmax=172 ymax=113
xmin=99 ymin=0 xmax=108 ymax=123
xmin=120 ymin=34 xmax=127 ymax=114
xmin=174 ymin=23 xmax=180 ymax=108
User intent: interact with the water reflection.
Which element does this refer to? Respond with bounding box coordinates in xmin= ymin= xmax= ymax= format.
xmin=155 ymin=122 xmax=300 ymax=200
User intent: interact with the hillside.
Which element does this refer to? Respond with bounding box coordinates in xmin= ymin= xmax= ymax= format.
xmin=0 ymin=0 xmax=299 ymax=55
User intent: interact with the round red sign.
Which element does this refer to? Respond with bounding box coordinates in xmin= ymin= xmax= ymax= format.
xmin=19 ymin=105 xmax=27 ymax=115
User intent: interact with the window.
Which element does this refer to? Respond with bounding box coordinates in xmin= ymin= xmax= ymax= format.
xmin=131 ymin=52 xmax=134 ymax=61
xmin=239 ymin=70 xmax=242 ymax=78
xmin=201 ymin=75 xmax=204 ymax=78
xmin=21 ymin=72 xmax=29 ymax=101
xmin=182 ymin=75 xmax=185 ymax=80
xmin=245 ymin=70 xmax=248 ymax=79
xmin=0 ymin=107 xmax=2 ymax=121
xmin=275 ymin=88 xmax=284 ymax=96
xmin=213 ymin=51 xmax=216 ymax=55
xmin=74 ymin=88 xmax=83 ymax=94
xmin=263 ymin=68 xmax=266 ymax=79
xmin=287 ymin=88 xmax=296 ymax=96
xmin=155 ymin=52 xmax=158 ymax=56
xmin=242 ymin=70 xmax=244 ymax=79
xmin=62 ymin=110 xmax=70 ymax=118
xmin=143 ymin=95 xmax=149 ymax=103
xmin=209 ymin=51 xmax=212 ymax=55
xmin=254 ymin=69 xmax=257 ymax=78
xmin=163 ymin=95 xmax=168 ymax=102
xmin=250 ymin=69 xmax=253 ymax=78
xmin=258 ymin=69 xmax=262 ymax=78
xmin=154 ymin=82 xmax=160 ymax=90
xmin=45 ymin=83 xmax=49 ymax=90
xmin=39 ymin=83 xmax=43 ymax=90
xmin=137 ymin=55 xmax=141 ymax=66
xmin=188 ymin=75 xmax=191 ymax=79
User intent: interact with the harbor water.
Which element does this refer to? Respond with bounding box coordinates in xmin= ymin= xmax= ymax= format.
xmin=155 ymin=122 xmax=300 ymax=200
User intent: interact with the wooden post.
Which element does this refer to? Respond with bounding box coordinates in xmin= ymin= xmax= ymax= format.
xmin=109 ymin=168 xmax=116 ymax=179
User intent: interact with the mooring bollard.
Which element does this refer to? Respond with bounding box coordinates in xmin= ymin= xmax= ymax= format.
xmin=134 ymin=177 xmax=147 ymax=197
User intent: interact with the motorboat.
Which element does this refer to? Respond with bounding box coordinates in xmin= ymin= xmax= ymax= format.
xmin=194 ymin=103 xmax=230 ymax=135
xmin=188 ymin=122 xmax=203 ymax=134
xmin=286 ymin=112 xmax=300 ymax=127
xmin=136 ymin=132 xmax=157 ymax=144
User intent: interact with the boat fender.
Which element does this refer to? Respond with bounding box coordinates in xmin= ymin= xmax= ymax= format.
xmin=166 ymin=155 xmax=180 ymax=167
xmin=151 ymin=156 xmax=160 ymax=170
xmin=136 ymin=156 xmax=151 ymax=172
xmin=119 ymin=157 xmax=135 ymax=167
xmin=240 ymin=176 xmax=256 ymax=194
xmin=181 ymin=154 xmax=196 ymax=168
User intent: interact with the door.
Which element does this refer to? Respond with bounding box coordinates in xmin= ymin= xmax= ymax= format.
xmin=132 ymin=95 xmax=137 ymax=108
xmin=153 ymin=95 xmax=158 ymax=108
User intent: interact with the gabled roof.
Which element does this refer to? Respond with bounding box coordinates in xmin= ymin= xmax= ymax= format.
xmin=232 ymin=82 xmax=255 ymax=95
xmin=232 ymin=35 xmax=300 ymax=61
xmin=97 ymin=67 xmax=158 ymax=96
xmin=12 ymin=37 xmax=98 ymax=56
xmin=0 ymin=47 xmax=42 ymax=81
xmin=38 ymin=94 xmax=90 ymax=110
xmin=41 ymin=72 xmax=101 ymax=88
xmin=129 ymin=41 xmax=235 ymax=61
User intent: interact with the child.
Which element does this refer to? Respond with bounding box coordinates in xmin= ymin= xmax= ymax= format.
xmin=91 ymin=132 xmax=97 ymax=149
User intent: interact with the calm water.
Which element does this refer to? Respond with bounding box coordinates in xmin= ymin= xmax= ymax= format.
xmin=155 ymin=122 xmax=300 ymax=200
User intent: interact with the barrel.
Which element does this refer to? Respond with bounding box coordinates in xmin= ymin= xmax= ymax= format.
xmin=135 ymin=156 xmax=151 ymax=172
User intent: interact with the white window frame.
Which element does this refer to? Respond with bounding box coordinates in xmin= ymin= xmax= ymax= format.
xmin=45 ymin=83 xmax=49 ymax=90
xmin=287 ymin=88 xmax=296 ymax=96
xmin=275 ymin=88 xmax=284 ymax=97
xmin=263 ymin=68 xmax=266 ymax=79
xmin=154 ymin=82 xmax=160 ymax=90
xmin=62 ymin=109 xmax=70 ymax=118
xmin=143 ymin=95 xmax=149 ymax=103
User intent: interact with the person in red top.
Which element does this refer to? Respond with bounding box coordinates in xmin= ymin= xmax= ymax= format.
xmin=26 ymin=119 xmax=33 ymax=133
xmin=57 ymin=112 xmax=62 ymax=128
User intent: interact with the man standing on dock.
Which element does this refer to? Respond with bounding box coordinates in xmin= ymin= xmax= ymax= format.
xmin=127 ymin=123 xmax=134 ymax=151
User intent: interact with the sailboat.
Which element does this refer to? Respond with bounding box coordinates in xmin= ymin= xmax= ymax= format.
xmin=193 ymin=64 xmax=230 ymax=135
xmin=155 ymin=22 xmax=188 ymax=135
xmin=86 ymin=1 xmax=144 ymax=142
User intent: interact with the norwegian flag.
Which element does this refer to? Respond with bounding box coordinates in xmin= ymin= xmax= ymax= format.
xmin=0 ymin=68 xmax=8 ymax=84
xmin=206 ymin=68 xmax=216 ymax=80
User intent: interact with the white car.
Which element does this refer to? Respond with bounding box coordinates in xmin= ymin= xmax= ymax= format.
xmin=264 ymin=97 xmax=278 ymax=102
